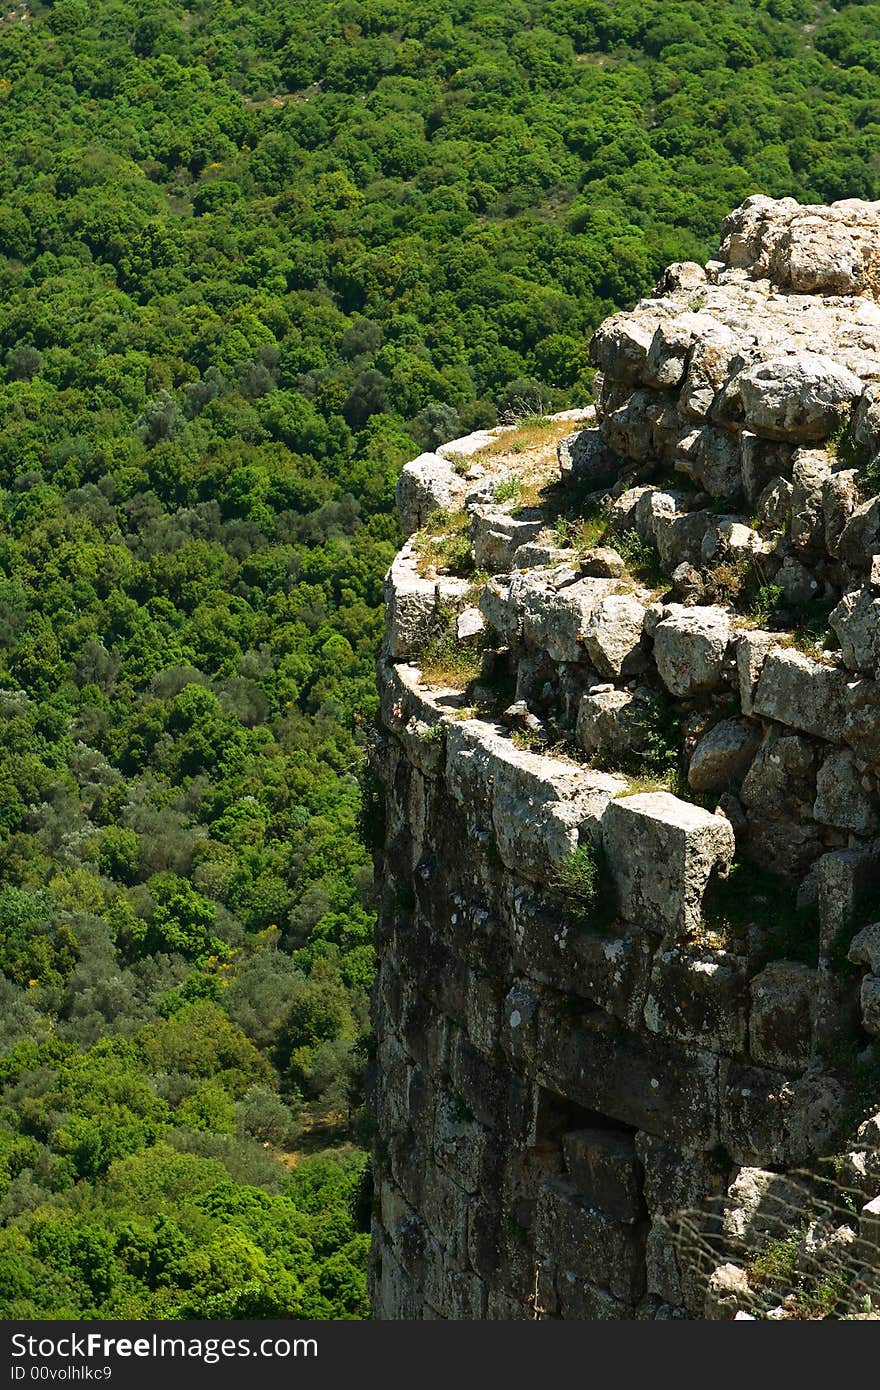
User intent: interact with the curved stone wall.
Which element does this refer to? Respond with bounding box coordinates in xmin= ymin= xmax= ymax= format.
xmin=369 ymin=198 xmax=880 ymax=1320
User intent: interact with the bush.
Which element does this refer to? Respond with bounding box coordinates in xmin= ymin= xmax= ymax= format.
xmin=553 ymin=841 xmax=610 ymax=926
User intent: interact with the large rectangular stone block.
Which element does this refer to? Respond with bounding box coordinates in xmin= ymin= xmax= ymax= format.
xmin=562 ymin=1128 xmax=644 ymax=1223
xmin=537 ymin=1010 xmax=721 ymax=1149
xmin=748 ymin=961 xmax=817 ymax=1072
xmin=536 ymin=1178 xmax=647 ymax=1304
xmin=446 ymin=718 xmax=625 ymax=882
xmin=719 ymin=1061 xmax=790 ymax=1165
xmin=751 ymin=646 xmax=850 ymax=741
xmin=644 ymin=946 xmax=748 ymax=1054
xmin=433 ymin=1092 xmax=499 ymax=1195
xmin=603 ymin=792 xmax=735 ymax=939
xmin=502 ymin=880 xmax=653 ymax=1028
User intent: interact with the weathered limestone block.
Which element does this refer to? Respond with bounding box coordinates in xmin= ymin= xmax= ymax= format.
xmin=722 ymin=1167 xmax=810 ymax=1253
xmin=688 ymin=717 xmax=761 ymax=793
xmin=676 ymin=425 xmax=743 ymax=499
xmin=458 ymin=607 xmax=486 ymax=644
xmin=583 ymin=593 xmax=648 ymax=678
xmin=580 ymin=545 xmax=627 ymax=578
xmin=603 ymin=792 xmax=735 ymax=939
xmin=636 ymin=1133 xmax=728 ymax=1313
xmin=557 ymin=426 xmax=618 ymax=485
xmin=776 ymin=554 xmax=820 ymax=606
xmin=600 ymin=389 xmax=683 ymax=464
xmin=824 ymin=468 xmax=860 ymax=555
xmin=837 ymin=496 xmax=880 ymax=570
xmin=562 ymin=1128 xmax=643 ymax=1223
xmin=536 ymin=1178 xmax=647 ymax=1305
xmin=741 ymin=432 xmax=795 ymax=504
xmin=396 ymin=451 xmax=468 ymax=536
xmin=756 ymin=475 xmax=793 ymax=532
xmin=670 ymin=561 xmax=706 ymax=604
xmin=749 ymin=962 xmax=817 ymax=1072
xmin=503 ymin=884 xmax=653 ymax=1029
xmin=653 ymin=605 xmax=733 ymax=697
xmin=644 ymin=313 xmax=713 ymax=390
xmin=736 ymin=354 xmax=864 ymax=441
xmin=721 ymin=1060 xmax=846 ymax=1168
xmin=678 ymin=323 xmax=742 ymax=421
xmin=654 ymin=508 xmax=713 ymax=570
xmin=576 ymin=686 xmax=658 ymax=761
xmin=590 ymin=312 xmax=657 ymax=385
xmin=704 ymin=1263 xmax=752 ymax=1319
xmin=655 ymin=260 xmax=706 ymax=293
xmin=740 ymin=727 xmax=820 ymax=822
xmin=742 ymin=817 xmax=824 ymax=880
xmin=385 ymin=544 xmax=471 ymax=659
xmin=861 ymin=976 xmax=880 ymax=1036
xmin=785 ymin=1070 xmax=847 ymax=1164
xmin=853 ymin=381 xmax=880 ymax=454
xmin=449 ymin=1033 xmax=526 ymax=1138
xmin=736 ymin=629 xmax=777 ymax=716
xmin=470 ymin=504 xmax=544 ymax=573
xmin=771 ymin=210 xmax=877 ymax=295
xmin=817 ymin=845 xmax=880 ymax=1060
xmin=700 ymin=517 xmax=769 ymax=568
xmin=446 ymin=719 xmax=624 ymax=881
xmin=512 ymin=540 xmax=578 ymax=569
xmin=849 ymin=923 xmax=880 ymax=974
xmin=813 ymin=748 xmax=878 ymax=834
xmin=536 ymin=1015 xmax=721 ymax=1150
xmin=607 ymin=484 xmax=655 ymax=540
xmin=378 ymin=658 xmax=463 ymax=774
xmin=638 ymin=487 xmax=690 ymax=544
xmin=844 ymin=678 xmax=880 ymax=766
xmin=521 ymin=574 xmax=619 ymax=663
xmin=479 ymin=574 xmax=519 ymax=644
xmin=830 ymin=588 xmax=880 ymax=676
xmin=479 ymin=564 xmax=582 ymax=651
xmin=751 ymin=646 xmax=850 ymax=742
xmin=644 ymin=947 xmax=748 ymax=1053
xmin=719 ymin=1061 xmax=791 ymax=1165
xmin=790 ymin=449 xmax=833 ymax=549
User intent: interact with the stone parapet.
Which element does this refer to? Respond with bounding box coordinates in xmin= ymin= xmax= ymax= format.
xmin=371 ymin=198 xmax=880 ymax=1321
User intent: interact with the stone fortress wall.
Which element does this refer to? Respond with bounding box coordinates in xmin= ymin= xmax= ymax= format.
xmin=368 ymin=197 xmax=880 ymax=1320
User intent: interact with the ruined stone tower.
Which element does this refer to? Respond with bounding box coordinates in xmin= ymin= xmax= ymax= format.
xmin=369 ymin=197 xmax=880 ymax=1320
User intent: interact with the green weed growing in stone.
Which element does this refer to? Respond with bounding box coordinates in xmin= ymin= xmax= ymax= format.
xmin=615 ymin=527 xmax=664 ymax=585
xmin=417 ymin=722 xmax=445 ymax=744
xmin=493 ymin=473 xmax=524 ymax=503
xmin=748 ymin=582 xmax=784 ymax=623
xmin=553 ymin=841 xmax=612 ymax=927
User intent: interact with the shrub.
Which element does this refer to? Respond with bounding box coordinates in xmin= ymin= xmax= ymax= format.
xmin=553 ymin=841 xmax=610 ymax=926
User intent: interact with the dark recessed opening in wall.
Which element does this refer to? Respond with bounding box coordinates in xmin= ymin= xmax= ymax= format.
xmin=527 ymin=1085 xmax=648 ymax=1226
xmin=531 ymin=1085 xmax=638 ymax=1148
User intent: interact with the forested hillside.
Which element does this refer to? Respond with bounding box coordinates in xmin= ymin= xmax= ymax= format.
xmin=0 ymin=0 xmax=879 ymax=1319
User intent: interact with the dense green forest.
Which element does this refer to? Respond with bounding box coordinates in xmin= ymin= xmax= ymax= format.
xmin=0 ymin=0 xmax=880 ymax=1318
